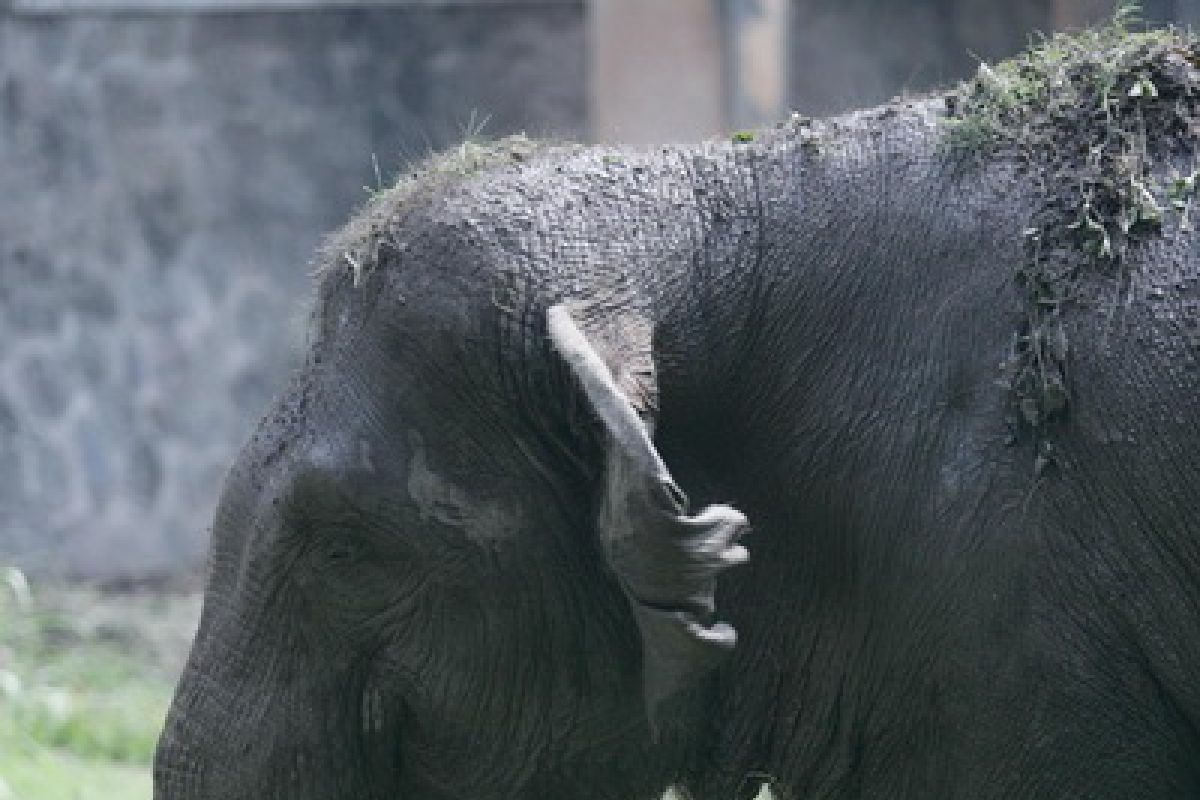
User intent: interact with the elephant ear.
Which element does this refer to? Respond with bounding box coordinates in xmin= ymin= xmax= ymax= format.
xmin=547 ymin=304 xmax=749 ymax=733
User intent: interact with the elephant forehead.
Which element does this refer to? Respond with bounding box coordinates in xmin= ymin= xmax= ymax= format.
xmin=404 ymin=431 xmax=526 ymax=546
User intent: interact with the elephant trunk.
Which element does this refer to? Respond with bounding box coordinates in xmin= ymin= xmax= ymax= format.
xmin=154 ymin=601 xmax=395 ymax=800
xmin=154 ymin=646 xmax=246 ymax=799
xmin=153 ymin=616 xmax=284 ymax=800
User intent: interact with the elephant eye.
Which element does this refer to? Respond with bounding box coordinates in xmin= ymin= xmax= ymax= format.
xmin=324 ymin=539 xmax=358 ymax=563
xmin=313 ymin=532 xmax=365 ymax=569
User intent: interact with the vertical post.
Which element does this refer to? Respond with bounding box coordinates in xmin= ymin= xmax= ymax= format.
xmin=588 ymin=0 xmax=725 ymax=144
xmin=1052 ymin=0 xmax=1116 ymax=29
xmin=726 ymin=0 xmax=789 ymax=130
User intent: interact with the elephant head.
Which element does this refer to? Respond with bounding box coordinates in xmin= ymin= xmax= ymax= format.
xmin=153 ymin=221 xmax=750 ymax=800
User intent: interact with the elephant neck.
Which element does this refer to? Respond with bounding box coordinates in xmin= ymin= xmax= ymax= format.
xmin=654 ymin=116 xmax=945 ymax=472
xmin=663 ymin=112 xmax=1038 ymax=799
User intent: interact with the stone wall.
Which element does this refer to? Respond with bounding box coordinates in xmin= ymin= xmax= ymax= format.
xmin=0 ymin=4 xmax=585 ymax=577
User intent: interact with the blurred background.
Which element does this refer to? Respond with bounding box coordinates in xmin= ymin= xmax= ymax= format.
xmin=0 ymin=0 xmax=1195 ymax=796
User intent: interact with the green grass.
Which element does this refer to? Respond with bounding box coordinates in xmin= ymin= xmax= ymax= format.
xmin=0 ymin=568 xmax=200 ymax=800
xmin=0 ymin=741 xmax=150 ymax=800
xmin=944 ymin=2 xmax=1186 ymax=152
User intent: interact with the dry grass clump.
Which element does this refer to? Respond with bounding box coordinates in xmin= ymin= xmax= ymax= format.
xmin=318 ymin=135 xmax=553 ymax=286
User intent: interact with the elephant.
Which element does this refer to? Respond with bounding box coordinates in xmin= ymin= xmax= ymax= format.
xmin=155 ymin=21 xmax=1200 ymax=800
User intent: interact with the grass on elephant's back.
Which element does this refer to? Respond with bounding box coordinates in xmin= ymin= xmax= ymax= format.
xmin=0 ymin=568 xmax=200 ymax=799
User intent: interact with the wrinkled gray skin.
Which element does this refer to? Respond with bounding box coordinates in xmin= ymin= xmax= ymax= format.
xmin=155 ymin=100 xmax=1200 ymax=800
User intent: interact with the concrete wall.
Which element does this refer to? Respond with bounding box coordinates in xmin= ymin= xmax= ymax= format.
xmin=785 ymin=0 xmax=1195 ymax=117
xmin=588 ymin=0 xmax=790 ymax=144
xmin=588 ymin=0 xmax=726 ymax=144
xmin=587 ymin=0 xmax=1148 ymax=141
xmin=788 ymin=0 xmax=1050 ymax=116
xmin=0 ymin=4 xmax=585 ymax=577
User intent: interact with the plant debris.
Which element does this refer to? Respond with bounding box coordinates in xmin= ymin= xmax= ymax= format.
xmin=945 ymin=4 xmax=1200 ymax=446
xmin=318 ymin=134 xmax=555 ymax=284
